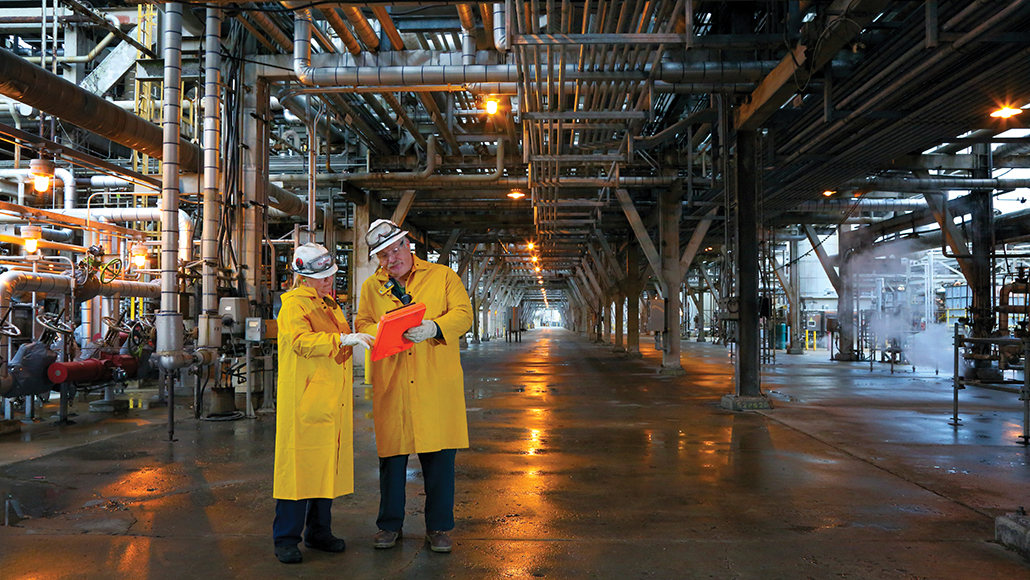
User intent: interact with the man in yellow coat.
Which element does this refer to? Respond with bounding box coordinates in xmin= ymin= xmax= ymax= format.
xmin=273 ymin=243 xmax=374 ymax=564
xmin=356 ymin=219 xmax=473 ymax=553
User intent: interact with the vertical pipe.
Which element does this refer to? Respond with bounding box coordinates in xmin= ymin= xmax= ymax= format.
xmin=660 ymin=181 xmax=682 ymax=370
xmin=735 ymin=131 xmax=761 ymax=396
xmin=202 ymin=8 xmax=222 ymax=317
xmin=157 ymin=3 xmax=187 ymax=376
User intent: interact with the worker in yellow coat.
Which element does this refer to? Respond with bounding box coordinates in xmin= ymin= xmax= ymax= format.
xmin=355 ymin=219 xmax=473 ymax=554
xmin=273 ymin=242 xmax=375 ymax=564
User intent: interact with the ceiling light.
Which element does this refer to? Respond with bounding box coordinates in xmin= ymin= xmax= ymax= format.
xmin=822 ymin=190 xmax=834 ymax=197
xmin=527 ymin=242 xmax=535 ymax=250
xmin=22 ymin=224 xmax=41 ymax=254
xmin=508 ymin=190 xmax=525 ymax=200
xmin=531 ymin=256 xmax=538 ymax=262
xmin=131 ymin=242 xmax=148 ymax=269
xmin=991 ymin=106 xmax=1023 ymax=119
xmin=485 ymin=98 xmax=499 ymax=115
xmin=29 ymin=158 xmax=54 ymax=193
xmin=534 ymin=266 xmax=541 ymax=272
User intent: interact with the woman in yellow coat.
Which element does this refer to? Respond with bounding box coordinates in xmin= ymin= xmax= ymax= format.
xmin=272 ymin=243 xmax=374 ymax=565
xmin=356 ymin=219 xmax=473 ymax=553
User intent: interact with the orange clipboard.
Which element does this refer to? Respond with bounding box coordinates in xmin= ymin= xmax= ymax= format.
xmin=369 ymin=302 xmax=427 ymax=362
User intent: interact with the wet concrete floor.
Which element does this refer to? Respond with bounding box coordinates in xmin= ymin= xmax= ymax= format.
xmin=2 ymin=327 xmax=1029 ymax=579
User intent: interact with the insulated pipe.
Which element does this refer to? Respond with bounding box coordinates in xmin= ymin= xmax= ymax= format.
xmin=157 ymin=4 xmax=189 ymax=371
xmin=202 ymin=8 xmax=222 ymax=318
xmin=24 ymin=31 xmax=117 ymax=65
xmin=0 ymin=47 xmax=202 ymax=173
xmin=54 ymin=167 xmax=75 ymax=209
xmin=492 ymin=3 xmax=507 ymax=52
xmin=319 ymin=7 xmax=362 ymax=55
xmin=341 ymin=6 xmax=380 ymax=52
xmin=797 ymin=198 xmax=928 ymax=212
xmin=56 ymin=208 xmax=195 ymax=263
xmin=278 ymin=91 xmax=348 ymax=143
xmin=292 ymin=13 xmax=517 ymax=86
xmin=846 ymin=177 xmax=1030 ymax=191
xmin=457 ymin=4 xmax=476 ymax=65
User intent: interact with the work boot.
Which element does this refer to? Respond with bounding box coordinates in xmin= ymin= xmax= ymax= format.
xmin=425 ymin=531 xmax=452 ymax=553
xmin=274 ymin=544 xmax=302 ymax=564
xmin=373 ymin=528 xmax=402 ymax=549
xmin=304 ymin=535 xmax=346 ymax=552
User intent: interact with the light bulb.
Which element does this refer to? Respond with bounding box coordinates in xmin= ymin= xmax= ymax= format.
xmin=132 ymin=254 xmax=147 ymax=268
xmin=485 ymin=99 xmax=499 ymax=115
xmin=33 ymin=175 xmax=49 ymax=192
xmin=24 ymin=238 xmax=38 ymax=253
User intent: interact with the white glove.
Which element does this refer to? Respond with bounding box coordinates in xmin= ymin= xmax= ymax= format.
xmin=403 ymin=320 xmax=438 ymax=344
xmin=340 ymin=333 xmax=375 ymax=349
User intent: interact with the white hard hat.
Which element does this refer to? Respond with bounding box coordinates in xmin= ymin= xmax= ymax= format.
xmin=291 ymin=242 xmax=338 ymax=279
xmin=367 ymin=219 xmax=409 ymax=256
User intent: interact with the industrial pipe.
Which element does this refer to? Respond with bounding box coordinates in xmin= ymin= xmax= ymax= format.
xmin=56 ymin=208 xmax=195 ymax=263
xmin=846 ymin=177 xmax=1030 ymax=192
xmin=157 ymin=4 xmax=189 ymax=372
xmin=291 ymin=11 xmax=517 ymax=87
xmin=0 ymin=47 xmax=202 ymax=173
xmin=998 ymin=283 xmax=1030 ymax=333
xmin=200 ymin=7 xmax=223 ymax=353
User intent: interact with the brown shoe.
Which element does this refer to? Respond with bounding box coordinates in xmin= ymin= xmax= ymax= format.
xmin=373 ymin=529 xmax=401 ymax=549
xmin=425 ymin=531 xmax=452 ymax=553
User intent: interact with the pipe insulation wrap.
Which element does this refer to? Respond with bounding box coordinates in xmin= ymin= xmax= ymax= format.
xmin=0 ymin=48 xmax=201 ymax=173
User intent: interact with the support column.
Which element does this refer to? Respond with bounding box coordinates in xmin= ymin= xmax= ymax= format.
xmin=787 ymin=237 xmax=804 ymax=354
xmin=836 ymin=239 xmax=858 ymax=361
xmin=626 ymin=241 xmax=642 ymax=357
xmin=660 ymin=181 xmax=684 ymax=374
xmin=969 ymin=144 xmax=995 ymax=360
xmin=613 ymin=293 xmax=625 ymax=352
xmin=602 ymin=300 xmax=612 ymax=344
xmin=722 ymin=129 xmax=770 ymax=410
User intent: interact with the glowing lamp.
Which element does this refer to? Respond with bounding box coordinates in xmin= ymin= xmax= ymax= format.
xmin=131 ymin=243 xmax=148 ymax=268
xmin=822 ymin=190 xmax=835 ymax=197
xmin=29 ymin=158 xmax=54 ymax=193
xmin=991 ymin=107 xmax=1023 ymax=119
xmin=527 ymin=242 xmax=535 ymax=250
xmin=531 ymin=256 xmax=538 ymax=262
xmin=508 ymin=190 xmax=526 ymax=200
xmin=485 ymin=98 xmax=499 ymax=115
xmin=21 ymin=225 xmax=41 ymax=253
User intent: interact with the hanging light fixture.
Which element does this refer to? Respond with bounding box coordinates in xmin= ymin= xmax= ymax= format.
xmin=29 ymin=158 xmax=54 ymax=193
xmin=21 ymin=225 xmax=41 ymax=253
xmin=131 ymin=242 xmax=149 ymax=269
xmin=508 ymin=189 xmax=526 ymax=200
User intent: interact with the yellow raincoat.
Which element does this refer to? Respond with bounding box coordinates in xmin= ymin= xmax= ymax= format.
xmin=273 ymin=285 xmax=354 ymax=500
xmin=356 ymin=256 xmax=473 ymax=457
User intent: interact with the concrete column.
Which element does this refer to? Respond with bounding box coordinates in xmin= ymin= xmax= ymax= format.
xmin=660 ymin=181 xmax=684 ymax=373
xmin=723 ymin=130 xmax=770 ymax=409
xmin=626 ymin=241 xmax=642 ymax=356
xmin=613 ymin=293 xmax=625 ymax=352
xmin=787 ymin=238 xmax=804 ymax=354
xmin=836 ymin=240 xmax=857 ymax=360
xmin=602 ymin=300 xmax=612 ymax=344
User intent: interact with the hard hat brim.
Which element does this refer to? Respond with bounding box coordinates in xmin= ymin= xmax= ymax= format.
xmin=369 ymin=230 xmax=409 ymax=256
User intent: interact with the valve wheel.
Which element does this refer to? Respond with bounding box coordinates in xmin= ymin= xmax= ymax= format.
xmin=0 ymin=321 xmax=20 ymax=337
xmin=102 ymin=316 xmax=134 ymax=334
xmin=37 ymin=313 xmax=73 ymax=335
xmin=100 ymin=258 xmax=123 ymax=284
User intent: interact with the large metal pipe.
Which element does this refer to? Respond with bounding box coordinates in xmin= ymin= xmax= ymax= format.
xmin=56 ymin=208 xmax=195 ymax=263
xmin=202 ymin=8 xmax=222 ymax=321
xmin=797 ymin=198 xmax=928 ymax=213
xmin=157 ymin=4 xmax=189 ymax=371
xmin=0 ymin=48 xmax=202 ymax=173
xmin=292 ymin=12 xmax=517 ymax=86
xmin=846 ymin=177 xmax=1030 ymax=192
xmin=997 ymin=283 xmax=1030 ymax=333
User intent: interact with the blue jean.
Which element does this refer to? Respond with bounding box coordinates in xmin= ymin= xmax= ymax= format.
xmin=376 ymin=449 xmax=456 ymax=533
xmin=273 ymin=498 xmax=333 ymax=547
